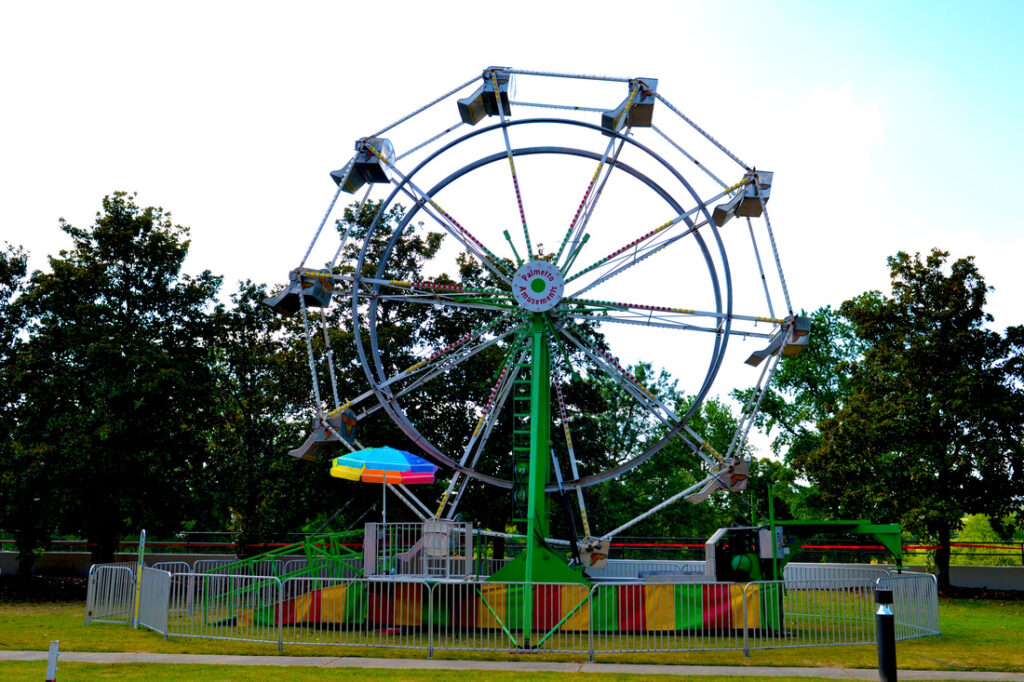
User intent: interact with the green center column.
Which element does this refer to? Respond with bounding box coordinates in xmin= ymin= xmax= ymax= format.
xmin=525 ymin=314 xmax=552 ymax=592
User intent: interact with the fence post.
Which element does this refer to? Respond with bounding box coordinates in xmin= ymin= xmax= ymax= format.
xmin=587 ymin=584 xmax=595 ymax=663
xmin=742 ymin=584 xmax=750 ymax=658
xmin=132 ymin=529 xmax=147 ymax=628
xmin=276 ymin=578 xmax=284 ymax=653
xmin=427 ymin=582 xmax=434 ymax=658
xmin=876 ymin=587 xmax=897 ymax=681
xmin=85 ymin=567 xmax=95 ymax=626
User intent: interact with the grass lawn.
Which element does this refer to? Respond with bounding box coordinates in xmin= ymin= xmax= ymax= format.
xmin=0 ymin=661 xmax=912 ymax=682
xmin=1 ymin=598 xmax=1022 ymax=677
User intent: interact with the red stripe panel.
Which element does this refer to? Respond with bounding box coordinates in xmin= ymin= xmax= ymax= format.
xmin=702 ymin=584 xmax=733 ymax=629
xmin=617 ymin=585 xmax=647 ymax=631
xmin=532 ymin=584 xmax=562 ymax=632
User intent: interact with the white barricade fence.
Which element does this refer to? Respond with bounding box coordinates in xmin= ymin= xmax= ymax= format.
xmin=585 ymin=559 xmax=705 ymax=580
xmin=137 ymin=567 xmax=171 ymax=636
xmin=152 ymin=561 xmax=191 ymax=575
xmin=193 ymin=558 xmax=285 ymax=577
xmin=88 ymin=565 xmax=942 ymax=658
xmin=364 ymin=522 xmax=474 ymax=578
xmin=784 ymin=563 xmax=891 ymax=589
xmin=589 ymin=581 xmax=748 ymax=656
xmin=878 ymin=572 xmax=940 ymax=640
xmin=431 ymin=581 xmax=591 ymax=654
xmin=279 ymin=577 xmax=430 ymax=652
xmin=166 ymin=572 xmax=283 ymax=647
xmin=85 ymin=564 xmax=136 ymax=625
xmin=751 ymin=578 xmax=876 ymax=651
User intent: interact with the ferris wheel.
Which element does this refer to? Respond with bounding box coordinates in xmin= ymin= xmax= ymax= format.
xmin=267 ymin=67 xmax=808 ymax=562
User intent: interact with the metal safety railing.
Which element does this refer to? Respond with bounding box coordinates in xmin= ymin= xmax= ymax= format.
xmin=783 ymin=563 xmax=891 ymax=588
xmin=585 ymin=559 xmax=706 ymax=580
xmin=152 ymin=561 xmax=191 ymax=575
xmin=85 ymin=564 xmax=136 ymax=625
xmin=879 ymin=572 xmax=940 ymax=640
xmin=589 ymin=581 xmax=749 ymax=656
xmin=91 ymin=565 xmax=941 ymax=659
xmin=166 ymin=572 xmax=283 ymax=646
xmin=137 ymin=567 xmax=171 ymax=636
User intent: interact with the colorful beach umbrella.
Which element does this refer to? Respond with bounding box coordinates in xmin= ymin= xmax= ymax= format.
xmin=330 ymin=446 xmax=437 ymax=524
xmin=330 ymin=446 xmax=437 ymax=484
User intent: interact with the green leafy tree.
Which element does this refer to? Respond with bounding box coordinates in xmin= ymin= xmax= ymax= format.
xmin=735 ymin=306 xmax=862 ymax=463
xmin=575 ymin=364 xmax=745 ymax=543
xmin=204 ymin=281 xmax=329 ymax=555
xmin=797 ymin=249 xmax=1024 ymax=586
xmin=950 ymin=514 xmax=1022 ymax=567
xmin=13 ymin=193 xmax=222 ymax=562
xmin=0 ymin=243 xmax=50 ymax=576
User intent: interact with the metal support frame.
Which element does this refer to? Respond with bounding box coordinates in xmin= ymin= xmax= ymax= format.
xmin=272 ymin=68 xmax=806 ymax=614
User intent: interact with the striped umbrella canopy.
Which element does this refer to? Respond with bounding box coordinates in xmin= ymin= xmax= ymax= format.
xmin=330 ymin=446 xmax=437 ymax=485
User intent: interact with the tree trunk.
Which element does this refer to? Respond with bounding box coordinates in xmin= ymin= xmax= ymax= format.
xmin=14 ymin=527 xmax=47 ymax=578
xmin=934 ymin=524 xmax=951 ymax=588
xmin=90 ymin=534 xmax=119 ymax=564
xmin=16 ymin=548 xmax=37 ymax=578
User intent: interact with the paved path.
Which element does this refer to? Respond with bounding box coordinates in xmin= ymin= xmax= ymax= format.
xmin=3 ymin=650 xmax=1024 ymax=680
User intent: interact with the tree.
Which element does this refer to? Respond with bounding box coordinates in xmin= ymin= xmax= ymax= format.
xmin=203 ymin=281 xmax=322 ymax=555
xmin=735 ymin=306 xmax=862 ymax=462
xmin=13 ymin=193 xmax=222 ymax=562
xmin=0 ymin=243 xmax=49 ymax=576
xmin=797 ymin=249 xmax=1024 ymax=586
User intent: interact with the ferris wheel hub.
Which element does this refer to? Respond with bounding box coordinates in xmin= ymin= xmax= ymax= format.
xmin=513 ymin=260 xmax=564 ymax=313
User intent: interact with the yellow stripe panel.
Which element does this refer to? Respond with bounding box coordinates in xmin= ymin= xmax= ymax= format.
xmin=729 ymin=584 xmax=761 ymax=628
xmin=561 ymin=584 xmax=590 ymax=632
xmin=319 ymin=584 xmax=348 ymax=623
xmin=293 ymin=591 xmax=314 ymax=623
xmin=645 ymin=584 xmax=676 ymax=631
xmin=477 ymin=583 xmax=506 ymax=629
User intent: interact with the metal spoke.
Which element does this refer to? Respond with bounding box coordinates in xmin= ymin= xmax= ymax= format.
xmin=491 ymin=71 xmax=533 ymax=260
xmin=552 ymin=323 xmax=717 ymax=468
xmin=564 ymin=178 xmax=744 ymax=287
xmin=567 ymin=227 xmax=699 ymax=299
xmin=443 ymin=345 xmax=529 ymax=520
xmin=392 ymin=183 xmax=513 ymax=285
xmin=363 ymin=144 xmax=513 ymax=284
xmin=376 ymin=294 xmax=515 ymax=314
xmin=747 ymin=216 xmax=777 ymax=319
xmin=559 ymin=297 xmax=781 ymax=336
xmin=725 ymin=350 xmax=781 ymax=460
xmin=370 ymin=313 xmax=521 ymax=397
xmin=554 ymin=134 xmax=627 ymax=268
xmin=553 ymin=321 xmax=724 ymax=468
xmin=435 ymin=344 xmax=520 ymax=517
xmin=558 ymin=84 xmax=642 ymax=268
xmin=553 ymin=370 xmax=591 ymax=537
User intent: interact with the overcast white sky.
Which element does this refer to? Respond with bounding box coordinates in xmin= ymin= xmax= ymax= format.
xmin=3 ymin=1 xmax=1023 ymax=438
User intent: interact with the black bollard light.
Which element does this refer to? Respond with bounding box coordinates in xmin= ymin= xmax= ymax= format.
xmin=876 ymin=587 xmax=897 ymax=681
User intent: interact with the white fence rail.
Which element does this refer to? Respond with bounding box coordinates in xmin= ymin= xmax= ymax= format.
xmin=880 ymin=572 xmax=941 ymax=640
xmin=137 ymin=567 xmax=171 ymax=636
xmin=85 ymin=564 xmax=136 ymax=625
xmin=166 ymin=572 xmax=283 ymax=645
xmin=93 ymin=563 xmax=941 ymax=659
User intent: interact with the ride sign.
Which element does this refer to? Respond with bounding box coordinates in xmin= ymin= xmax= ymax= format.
xmin=513 ymin=260 xmax=564 ymax=312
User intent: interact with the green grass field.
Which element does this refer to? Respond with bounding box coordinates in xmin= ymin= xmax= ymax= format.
xmin=1 ymin=598 xmax=1022 ymax=679
xmin=0 ymin=661 xmax=920 ymax=682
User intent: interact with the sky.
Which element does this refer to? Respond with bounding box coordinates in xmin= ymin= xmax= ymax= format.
xmin=3 ymin=0 xmax=1023 ymax=451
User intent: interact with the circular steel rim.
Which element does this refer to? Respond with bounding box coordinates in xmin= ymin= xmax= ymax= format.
xmin=352 ymin=117 xmax=734 ymax=491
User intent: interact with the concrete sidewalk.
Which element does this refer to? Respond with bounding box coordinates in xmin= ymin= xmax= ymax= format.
xmin=3 ymin=650 xmax=1024 ymax=680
